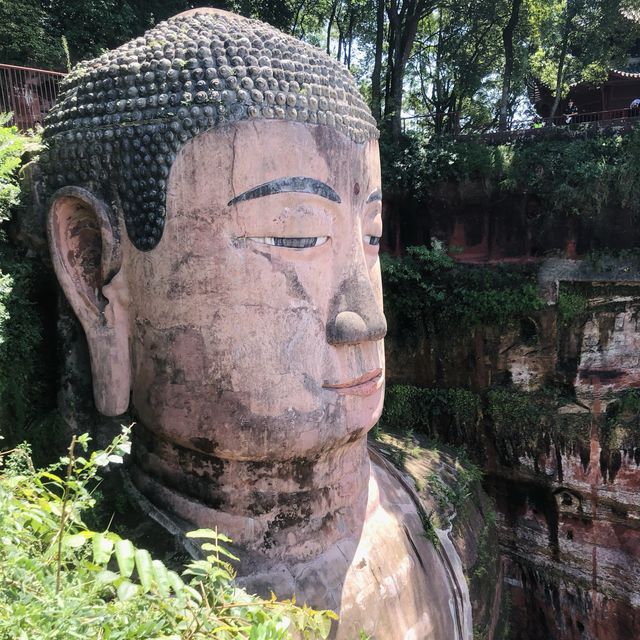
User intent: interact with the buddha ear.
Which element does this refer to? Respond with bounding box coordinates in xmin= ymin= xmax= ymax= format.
xmin=47 ymin=186 xmax=131 ymax=416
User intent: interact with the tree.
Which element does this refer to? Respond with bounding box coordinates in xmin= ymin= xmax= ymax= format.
xmin=382 ymin=0 xmax=436 ymax=140
xmin=0 ymin=0 xmax=65 ymax=70
xmin=498 ymin=0 xmax=524 ymax=130
xmin=404 ymin=1 xmax=503 ymax=135
xmin=530 ymin=0 xmax=640 ymax=118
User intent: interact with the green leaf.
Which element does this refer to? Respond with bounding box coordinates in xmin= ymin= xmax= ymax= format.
xmin=93 ymin=453 xmax=109 ymax=467
xmin=167 ymin=570 xmax=185 ymax=594
xmin=152 ymin=559 xmax=170 ymax=597
xmin=114 ymin=539 xmax=135 ymax=578
xmin=185 ymin=528 xmax=220 ymax=539
xmin=201 ymin=542 xmax=239 ymax=561
xmin=116 ymin=580 xmax=139 ymax=601
xmin=92 ymin=532 xmax=114 ymax=565
xmin=134 ymin=548 xmax=154 ymax=592
xmin=64 ymin=531 xmax=92 ymax=548
xmin=95 ymin=570 xmax=119 ymax=586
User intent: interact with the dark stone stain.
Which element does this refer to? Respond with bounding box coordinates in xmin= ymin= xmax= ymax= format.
xmin=246 ymin=492 xmax=277 ymax=516
xmin=171 ymin=250 xmax=195 ymax=273
xmin=262 ymin=497 xmax=314 ymax=550
xmin=579 ymin=368 xmax=625 ymax=382
xmin=290 ymin=457 xmax=315 ymax=488
xmin=280 ymin=264 xmax=311 ymax=302
xmin=578 ymin=443 xmax=591 ymax=472
xmin=485 ymin=473 xmax=560 ymax=560
xmin=133 ymin=423 xmax=227 ymax=510
xmin=262 ymin=529 xmax=275 ymax=550
xmin=247 ymin=456 xmax=317 ymax=490
xmin=190 ymin=436 xmax=217 ymax=454
xmin=600 ymin=447 xmax=623 ymax=483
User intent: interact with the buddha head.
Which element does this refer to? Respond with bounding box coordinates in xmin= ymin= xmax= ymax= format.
xmin=43 ymin=9 xmax=386 ymax=549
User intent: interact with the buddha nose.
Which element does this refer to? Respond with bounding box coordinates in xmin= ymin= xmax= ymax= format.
xmin=326 ymin=268 xmax=387 ymax=346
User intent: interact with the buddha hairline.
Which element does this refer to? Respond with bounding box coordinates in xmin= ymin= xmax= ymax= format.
xmin=42 ymin=10 xmax=379 ymax=251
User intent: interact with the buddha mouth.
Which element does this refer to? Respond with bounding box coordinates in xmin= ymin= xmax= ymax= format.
xmin=322 ymin=368 xmax=383 ymax=396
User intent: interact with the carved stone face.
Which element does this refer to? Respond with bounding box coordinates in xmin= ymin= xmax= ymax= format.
xmin=122 ymin=119 xmax=386 ymax=461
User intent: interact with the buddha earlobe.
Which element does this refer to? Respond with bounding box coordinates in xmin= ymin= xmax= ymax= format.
xmin=47 ymin=186 xmax=131 ymax=416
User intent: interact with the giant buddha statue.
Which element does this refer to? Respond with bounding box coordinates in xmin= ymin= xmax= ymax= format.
xmin=42 ymin=9 xmax=471 ymax=638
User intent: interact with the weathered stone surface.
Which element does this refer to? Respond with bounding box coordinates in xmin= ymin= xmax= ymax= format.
xmin=42 ymin=10 xmax=487 ymax=637
xmin=387 ymin=264 xmax=640 ymax=639
xmin=372 ymin=432 xmax=507 ymax=640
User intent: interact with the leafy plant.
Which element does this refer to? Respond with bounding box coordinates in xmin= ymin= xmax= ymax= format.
xmin=425 ymin=449 xmax=483 ymax=530
xmin=602 ymin=389 xmax=640 ymax=449
xmin=0 ymin=120 xmax=59 ymax=461
xmin=379 ymin=385 xmax=481 ymax=442
xmin=556 ymin=291 xmax=588 ymax=326
xmin=0 ymin=115 xmax=37 ymax=222
xmin=0 ymin=427 xmax=336 ymax=639
xmin=382 ymin=243 xmax=542 ymax=341
xmin=487 ymin=387 xmax=590 ymax=461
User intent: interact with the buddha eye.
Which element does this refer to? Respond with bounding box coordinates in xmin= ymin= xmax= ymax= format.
xmin=248 ymin=236 xmax=329 ymax=248
xmin=365 ymin=235 xmax=381 ymax=246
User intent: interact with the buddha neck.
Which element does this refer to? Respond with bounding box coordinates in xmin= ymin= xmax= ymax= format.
xmin=130 ymin=422 xmax=371 ymax=560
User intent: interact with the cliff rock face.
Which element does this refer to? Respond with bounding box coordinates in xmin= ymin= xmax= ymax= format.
xmin=385 ymin=258 xmax=640 ymax=639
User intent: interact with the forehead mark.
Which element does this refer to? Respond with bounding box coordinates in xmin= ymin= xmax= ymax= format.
xmin=366 ymin=190 xmax=382 ymax=204
xmin=227 ymin=177 xmax=341 ymax=207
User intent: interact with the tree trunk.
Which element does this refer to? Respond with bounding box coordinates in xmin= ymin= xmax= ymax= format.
xmin=345 ymin=8 xmax=356 ymax=67
xmin=550 ymin=9 xmax=573 ymax=119
xmin=498 ymin=0 xmax=522 ymax=131
xmin=326 ymin=0 xmax=339 ymax=54
xmin=291 ymin=0 xmax=307 ymax=36
xmin=371 ymin=0 xmax=385 ymax=121
xmin=383 ymin=0 xmax=432 ymax=141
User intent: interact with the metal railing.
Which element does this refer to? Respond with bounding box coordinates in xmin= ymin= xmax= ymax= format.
xmin=0 ymin=63 xmax=65 ymax=131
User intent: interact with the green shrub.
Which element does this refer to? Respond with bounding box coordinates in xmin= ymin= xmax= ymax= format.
xmin=0 ymin=119 xmax=58 ymax=456
xmin=0 ymin=428 xmax=336 ymax=639
xmin=487 ymin=387 xmax=590 ymax=461
xmin=556 ymin=291 xmax=588 ymax=326
xmin=382 ymin=244 xmax=542 ymax=340
xmin=603 ymin=389 xmax=640 ymax=449
xmin=504 ymin=136 xmax=619 ymax=219
xmin=0 ymin=115 xmax=31 ymax=222
xmin=380 ymin=133 xmax=506 ymax=200
xmin=385 ymin=130 xmax=640 ymax=221
xmin=380 ymin=384 xmax=481 ymax=441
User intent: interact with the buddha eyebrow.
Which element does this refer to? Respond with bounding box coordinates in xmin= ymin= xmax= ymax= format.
xmin=366 ymin=190 xmax=382 ymax=203
xmin=228 ymin=176 xmax=341 ymax=206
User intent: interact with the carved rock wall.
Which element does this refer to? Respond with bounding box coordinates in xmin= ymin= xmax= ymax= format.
xmin=385 ymin=264 xmax=640 ymax=639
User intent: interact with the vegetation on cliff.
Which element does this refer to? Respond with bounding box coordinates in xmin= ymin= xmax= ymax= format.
xmin=381 ymin=243 xmax=543 ymax=342
xmin=383 ymin=128 xmax=640 ymax=222
xmin=379 ymin=384 xmax=595 ymax=464
xmin=0 ymin=121 xmax=60 ymax=463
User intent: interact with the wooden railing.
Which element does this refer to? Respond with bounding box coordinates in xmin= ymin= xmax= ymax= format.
xmin=0 ymin=63 xmax=65 ymax=131
xmin=401 ymin=107 xmax=640 ymax=138
xmin=508 ymin=107 xmax=640 ymax=129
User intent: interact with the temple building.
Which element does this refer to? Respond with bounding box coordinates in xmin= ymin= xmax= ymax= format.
xmin=531 ymin=48 xmax=640 ymax=121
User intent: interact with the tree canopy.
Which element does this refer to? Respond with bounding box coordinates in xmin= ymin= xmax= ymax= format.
xmin=1 ymin=0 xmax=640 ymax=139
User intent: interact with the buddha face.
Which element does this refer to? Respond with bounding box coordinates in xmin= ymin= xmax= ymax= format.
xmin=120 ymin=119 xmax=386 ymax=461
